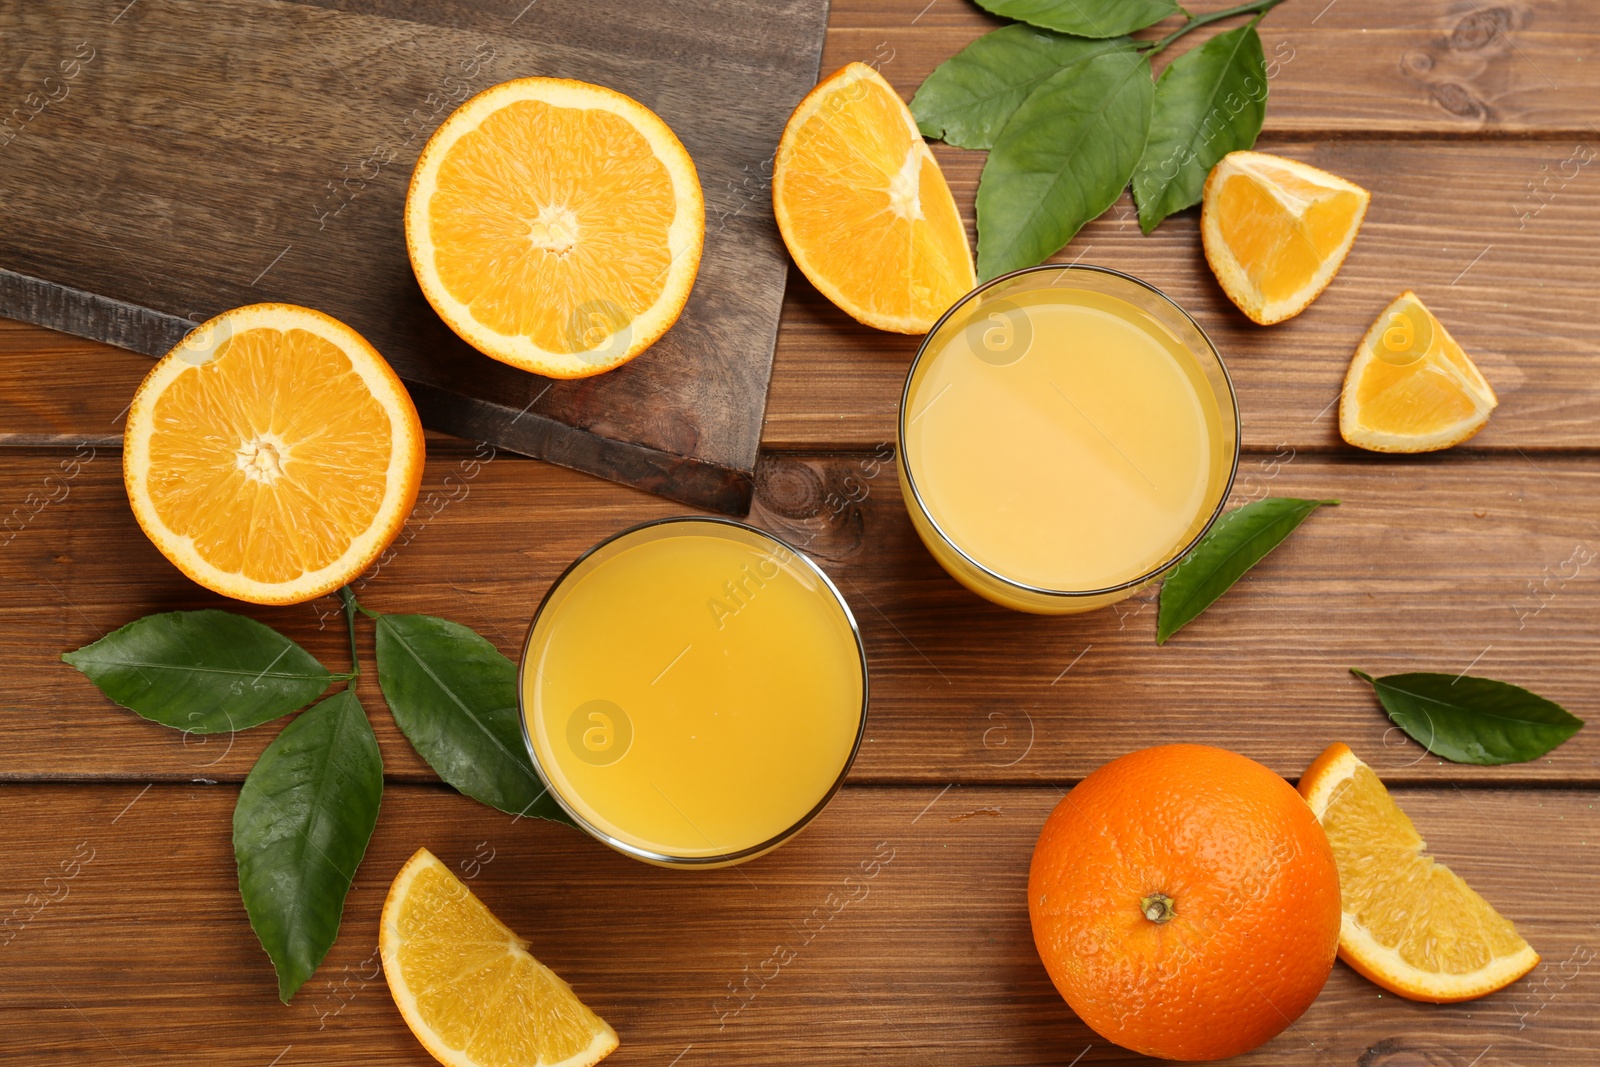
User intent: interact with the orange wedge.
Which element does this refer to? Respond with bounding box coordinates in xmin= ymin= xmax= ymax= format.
xmin=1299 ymin=744 xmax=1540 ymax=1002
xmin=123 ymin=304 xmax=424 ymax=605
xmin=406 ymin=78 xmax=704 ymax=378
xmin=381 ymin=848 xmax=618 ymax=1067
xmin=1340 ymin=291 xmax=1497 ymax=452
xmin=773 ymin=62 xmax=976 ymax=334
xmin=1202 ymin=151 xmax=1369 ymax=325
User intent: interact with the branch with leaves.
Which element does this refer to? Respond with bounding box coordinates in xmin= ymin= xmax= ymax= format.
xmin=911 ymin=0 xmax=1286 ymax=279
xmin=62 ymin=591 xmax=571 ymax=1002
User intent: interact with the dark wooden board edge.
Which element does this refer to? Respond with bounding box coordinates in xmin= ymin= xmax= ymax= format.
xmin=0 ymin=267 xmax=188 ymax=359
xmin=408 ymin=380 xmax=752 ymax=513
xmin=0 ymin=268 xmax=753 ymax=514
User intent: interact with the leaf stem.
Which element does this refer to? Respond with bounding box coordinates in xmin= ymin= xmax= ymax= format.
xmin=337 ymin=586 xmax=362 ymax=680
xmin=1139 ymin=0 xmax=1287 ymax=57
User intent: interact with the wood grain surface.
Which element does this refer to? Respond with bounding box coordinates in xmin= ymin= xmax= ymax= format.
xmin=0 ymin=0 xmax=830 ymax=512
xmin=8 ymin=132 xmax=1600 ymax=453
xmin=766 ymin=138 xmax=1600 ymax=451
xmin=2 ymin=448 xmax=1595 ymax=786
xmin=3 ymin=0 xmax=1598 ymax=1063
xmin=2 ymin=784 xmax=1593 ymax=1065
xmin=824 ymin=0 xmax=1600 ymax=135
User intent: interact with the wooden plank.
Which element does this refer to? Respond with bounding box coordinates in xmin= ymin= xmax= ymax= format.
xmin=1 ymin=782 xmax=1592 ymax=1063
xmin=767 ymin=137 xmax=1600 ymax=451
xmin=2 ymin=448 xmax=1595 ymax=786
xmin=0 ymin=0 xmax=831 ymax=513
xmin=0 ymin=318 xmax=143 ymax=443
xmin=3 ymin=5 xmax=1593 ymax=1066
xmin=825 ymin=0 xmax=1600 ymax=135
xmin=8 ymin=134 xmax=1598 ymax=454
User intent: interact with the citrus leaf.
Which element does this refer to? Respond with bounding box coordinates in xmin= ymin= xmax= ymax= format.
xmin=1156 ymin=498 xmax=1337 ymax=644
xmin=911 ymin=25 xmax=1135 ymax=149
xmin=61 ymin=609 xmax=337 ymax=734
xmin=975 ymin=49 xmax=1153 ymax=280
xmin=975 ymin=0 xmax=1182 ymax=38
xmin=234 ymin=689 xmax=382 ymax=1002
xmin=1132 ymin=23 xmax=1267 ymax=233
xmin=374 ymin=613 xmax=572 ymax=824
xmin=1352 ymin=670 xmax=1584 ymax=765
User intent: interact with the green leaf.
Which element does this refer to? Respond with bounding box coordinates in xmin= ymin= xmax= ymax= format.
xmin=234 ymin=689 xmax=382 ymax=1002
xmin=1352 ymin=670 xmax=1585 ymax=765
xmin=62 ymin=610 xmax=336 ymax=734
xmin=1132 ymin=24 xmax=1267 ymax=233
xmin=911 ymin=26 xmax=1135 ymax=150
xmin=974 ymin=0 xmax=1182 ymax=38
xmin=374 ymin=614 xmax=572 ymax=824
xmin=975 ymin=49 xmax=1153 ymax=280
xmin=1156 ymin=497 xmax=1337 ymax=644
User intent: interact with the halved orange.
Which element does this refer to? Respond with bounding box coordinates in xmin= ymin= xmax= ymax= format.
xmin=123 ymin=304 xmax=424 ymax=605
xmin=773 ymin=62 xmax=975 ymax=334
xmin=381 ymin=848 xmax=618 ymax=1067
xmin=1201 ymin=151 xmax=1370 ymax=325
xmin=1340 ymin=291 xmax=1497 ymax=452
xmin=407 ymin=78 xmax=704 ymax=378
xmin=1299 ymin=743 xmax=1539 ymax=1002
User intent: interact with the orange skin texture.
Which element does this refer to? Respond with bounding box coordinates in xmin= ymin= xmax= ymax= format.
xmin=1029 ymin=744 xmax=1341 ymax=1061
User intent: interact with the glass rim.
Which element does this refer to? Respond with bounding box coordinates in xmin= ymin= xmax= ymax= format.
xmin=897 ymin=263 xmax=1243 ymax=600
xmin=516 ymin=515 xmax=872 ymax=867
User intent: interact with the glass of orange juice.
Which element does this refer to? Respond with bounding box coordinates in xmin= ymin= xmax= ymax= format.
xmin=899 ymin=265 xmax=1240 ymax=614
xmin=518 ymin=518 xmax=868 ymax=867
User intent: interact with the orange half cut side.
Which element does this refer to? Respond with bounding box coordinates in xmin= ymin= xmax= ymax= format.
xmin=123 ymin=303 xmax=424 ymax=605
xmin=407 ymin=78 xmax=704 ymax=378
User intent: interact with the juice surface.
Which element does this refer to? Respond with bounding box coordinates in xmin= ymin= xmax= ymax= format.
xmin=523 ymin=523 xmax=864 ymax=861
xmin=904 ymin=287 xmax=1228 ymax=591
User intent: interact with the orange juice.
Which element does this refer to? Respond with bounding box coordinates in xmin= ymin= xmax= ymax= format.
xmin=899 ymin=266 xmax=1238 ymax=613
xmin=520 ymin=519 xmax=867 ymax=866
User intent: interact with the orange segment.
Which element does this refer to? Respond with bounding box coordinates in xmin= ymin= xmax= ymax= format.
xmin=773 ymin=62 xmax=976 ymax=334
xmin=123 ymin=304 xmax=424 ymax=605
xmin=380 ymin=848 xmax=618 ymax=1067
xmin=1201 ymin=151 xmax=1369 ymax=325
xmin=1340 ymin=291 xmax=1497 ymax=452
xmin=407 ymin=78 xmax=704 ymax=378
xmin=1299 ymin=744 xmax=1540 ymax=1002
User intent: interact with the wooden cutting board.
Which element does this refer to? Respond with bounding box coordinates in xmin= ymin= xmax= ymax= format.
xmin=0 ymin=0 xmax=830 ymax=513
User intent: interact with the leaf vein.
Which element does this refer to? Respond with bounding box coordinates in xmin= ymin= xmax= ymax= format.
xmin=381 ymin=621 xmax=541 ymax=788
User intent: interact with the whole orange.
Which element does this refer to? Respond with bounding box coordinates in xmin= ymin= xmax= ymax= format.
xmin=1028 ymin=744 xmax=1340 ymax=1061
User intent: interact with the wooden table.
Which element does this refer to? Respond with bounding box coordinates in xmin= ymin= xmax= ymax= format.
xmin=4 ymin=1 xmax=1597 ymax=1063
